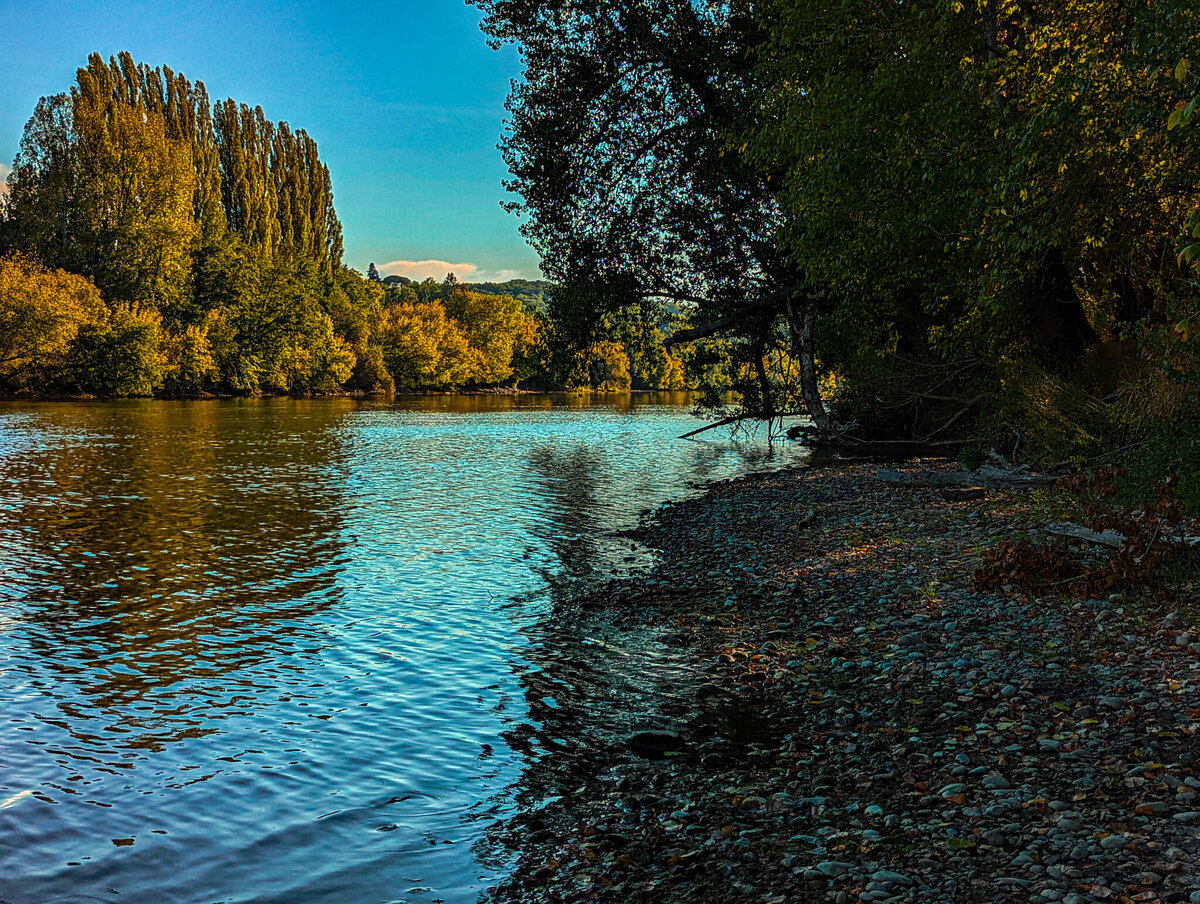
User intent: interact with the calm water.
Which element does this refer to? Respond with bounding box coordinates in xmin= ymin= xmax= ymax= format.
xmin=0 ymin=395 xmax=804 ymax=904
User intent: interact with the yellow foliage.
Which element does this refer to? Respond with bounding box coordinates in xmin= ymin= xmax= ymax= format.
xmin=72 ymin=92 xmax=197 ymax=306
xmin=443 ymin=288 xmax=539 ymax=383
xmin=380 ymin=300 xmax=474 ymax=388
xmin=660 ymin=353 xmax=687 ymax=390
xmin=0 ymin=253 xmax=105 ymax=383
xmin=160 ymin=316 xmax=218 ymax=392
xmin=588 ymin=341 xmax=632 ymax=391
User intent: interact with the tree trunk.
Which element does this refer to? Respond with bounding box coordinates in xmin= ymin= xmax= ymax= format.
xmin=753 ymin=336 xmax=775 ymax=421
xmin=785 ymin=295 xmax=833 ymax=434
xmin=1022 ymin=247 xmax=1098 ymax=368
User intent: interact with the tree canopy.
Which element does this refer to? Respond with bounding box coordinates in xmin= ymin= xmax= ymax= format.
xmin=0 ymin=53 xmax=557 ymax=398
xmin=479 ymin=0 xmax=1200 ymax=460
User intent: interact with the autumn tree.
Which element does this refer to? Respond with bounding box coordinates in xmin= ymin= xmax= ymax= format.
xmin=71 ymin=72 xmax=197 ymax=310
xmin=443 ymin=287 xmax=537 ymax=383
xmin=0 ymin=253 xmax=105 ymax=389
xmin=2 ymin=52 xmax=353 ymax=397
xmin=379 ymin=300 xmax=474 ymax=389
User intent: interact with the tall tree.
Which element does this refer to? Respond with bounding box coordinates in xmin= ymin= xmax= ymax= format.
xmin=71 ymin=61 xmax=197 ymax=309
xmin=472 ymin=0 xmax=832 ymax=429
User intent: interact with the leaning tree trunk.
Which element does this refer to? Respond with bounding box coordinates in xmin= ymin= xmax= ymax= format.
xmin=785 ymin=295 xmax=833 ymax=435
xmin=1022 ymin=248 xmax=1098 ymax=368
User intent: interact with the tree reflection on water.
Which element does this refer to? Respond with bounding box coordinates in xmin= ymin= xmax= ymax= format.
xmin=0 ymin=399 xmax=351 ymax=752
xmin=487 ymin=429 xmax=709 ymax=877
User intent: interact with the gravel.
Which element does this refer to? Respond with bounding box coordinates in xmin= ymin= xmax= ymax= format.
xmin=485 ymin=461 xmax=1200 ymax=904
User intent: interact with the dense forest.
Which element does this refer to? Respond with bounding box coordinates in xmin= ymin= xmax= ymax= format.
xmin=472 ymin=0 xmax=1200 ymax=493
xmin=0 ymin=53 xmax=719 ymax=398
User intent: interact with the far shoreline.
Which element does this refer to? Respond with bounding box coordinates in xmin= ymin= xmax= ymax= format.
xmin=0 ymin=387 xmax=702 ymax=404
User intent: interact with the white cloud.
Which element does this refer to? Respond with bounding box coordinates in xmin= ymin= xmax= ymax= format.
xmin=0 ymin=163 xmax=11 ymax=203
xmin=378 ymin=259 xmax=541 ymax=283
xmin=472 ymin=268 xmax=532 ymax=282
xmin=380 ymin=259 xmax=480 ymax=282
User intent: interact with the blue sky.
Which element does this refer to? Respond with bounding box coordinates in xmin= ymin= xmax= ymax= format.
xmin=0 ymin=0 xmax=542 ymax=281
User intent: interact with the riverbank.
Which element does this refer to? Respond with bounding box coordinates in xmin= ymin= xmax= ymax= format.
xmin=0 ymin=386 xmax=687 ymax=402
xmin=489 ymin=461 xmax=1200 ymax=904
xmin=0 ymin=386 xmax=524 ymax=401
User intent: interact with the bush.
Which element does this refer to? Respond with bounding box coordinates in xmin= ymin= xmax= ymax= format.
xmin=1115 ymin=418 xmax=1200 ymax=514
xmin=66 ymin=303 xmax=163 ymax=396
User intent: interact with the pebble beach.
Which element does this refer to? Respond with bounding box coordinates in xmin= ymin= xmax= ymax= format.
xmin=489 ymin=461 xmax=1200 ymax=904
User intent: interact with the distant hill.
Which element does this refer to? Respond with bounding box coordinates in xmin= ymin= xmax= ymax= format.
xmin=378 ymin=276 xmax=553 ymax=315
xmin=466 ymin=279 xmax=553 ymax=315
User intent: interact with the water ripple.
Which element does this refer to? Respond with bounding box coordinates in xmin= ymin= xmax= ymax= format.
xmin=0 ymin=395 xmax=803 ymax=903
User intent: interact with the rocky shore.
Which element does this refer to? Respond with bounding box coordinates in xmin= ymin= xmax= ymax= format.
xmin=488 ymin=461 xmax=1200 ymax=904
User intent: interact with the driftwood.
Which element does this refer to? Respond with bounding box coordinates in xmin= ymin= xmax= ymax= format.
xmin=876 ymin=467 xmax=1057 ymax=489
xmin=1046 ymin=523 xmax=1126 ymax=548
xmin=1047 ymin=522 xmax=1200 ymax=549
xmin=941 ymin=487 xmax=988 ymax=502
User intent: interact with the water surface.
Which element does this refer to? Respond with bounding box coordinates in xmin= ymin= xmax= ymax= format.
xmin=0 ymin=395 xmax=803 ymax=904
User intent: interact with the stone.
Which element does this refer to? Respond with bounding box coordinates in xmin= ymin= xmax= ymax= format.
xmin=869 ymin=869 xmax=913 ymax=887
xmin=815 ymin=860 xmax=854 ymax=878
xmin=626 ymin=729 xmax=684 ymax=756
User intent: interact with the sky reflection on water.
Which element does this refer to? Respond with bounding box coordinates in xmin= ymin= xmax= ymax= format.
xmin=0 ymin=395 xmax=804 ymax=904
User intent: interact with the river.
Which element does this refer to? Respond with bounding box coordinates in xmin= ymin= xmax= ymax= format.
xmin=0 ymin=395 xmax=805 ymax=904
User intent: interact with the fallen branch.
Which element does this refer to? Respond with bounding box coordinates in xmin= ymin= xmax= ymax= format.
xmin=876 ymin=467 xmax=1056 ymax=489
xmin=679 ymin=411 xmax=803 ymax=440
xmin=1046 ymin=521 xmax=1200 ymax=549
xmin=835 ymin=436 xmax=980 ymax=448
xmin=926 ymin=395 xmax=986 ymax=439
xmin=1046 ymin=523 xmax=1126 ymax=548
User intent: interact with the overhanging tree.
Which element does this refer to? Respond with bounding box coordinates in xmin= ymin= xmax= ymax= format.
xmin=472 ymin=0 xmax=833 ymax=431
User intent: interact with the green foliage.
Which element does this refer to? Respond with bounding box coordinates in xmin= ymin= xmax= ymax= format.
xmin=70 ymin=71 xmax=197 ymax=309
xmin=957 ymin=446 xmax=985 ymax=471
xmin=472 ymin=0 xmax=814 ymax=417
xmin=467 ymin=279 xmax=552 ymax=316
xmin=0 ymin=52 xmax=355 ymax=398
xmin=348 ymin=344 xmax=394 ymax=395
xmin=732 ymin=0 xmax=1200 ymax=451
xmin=67 ymin=303 xmax=163 ymax=396
xmin=1115 ymin=418 xmax=1200 ymax=514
